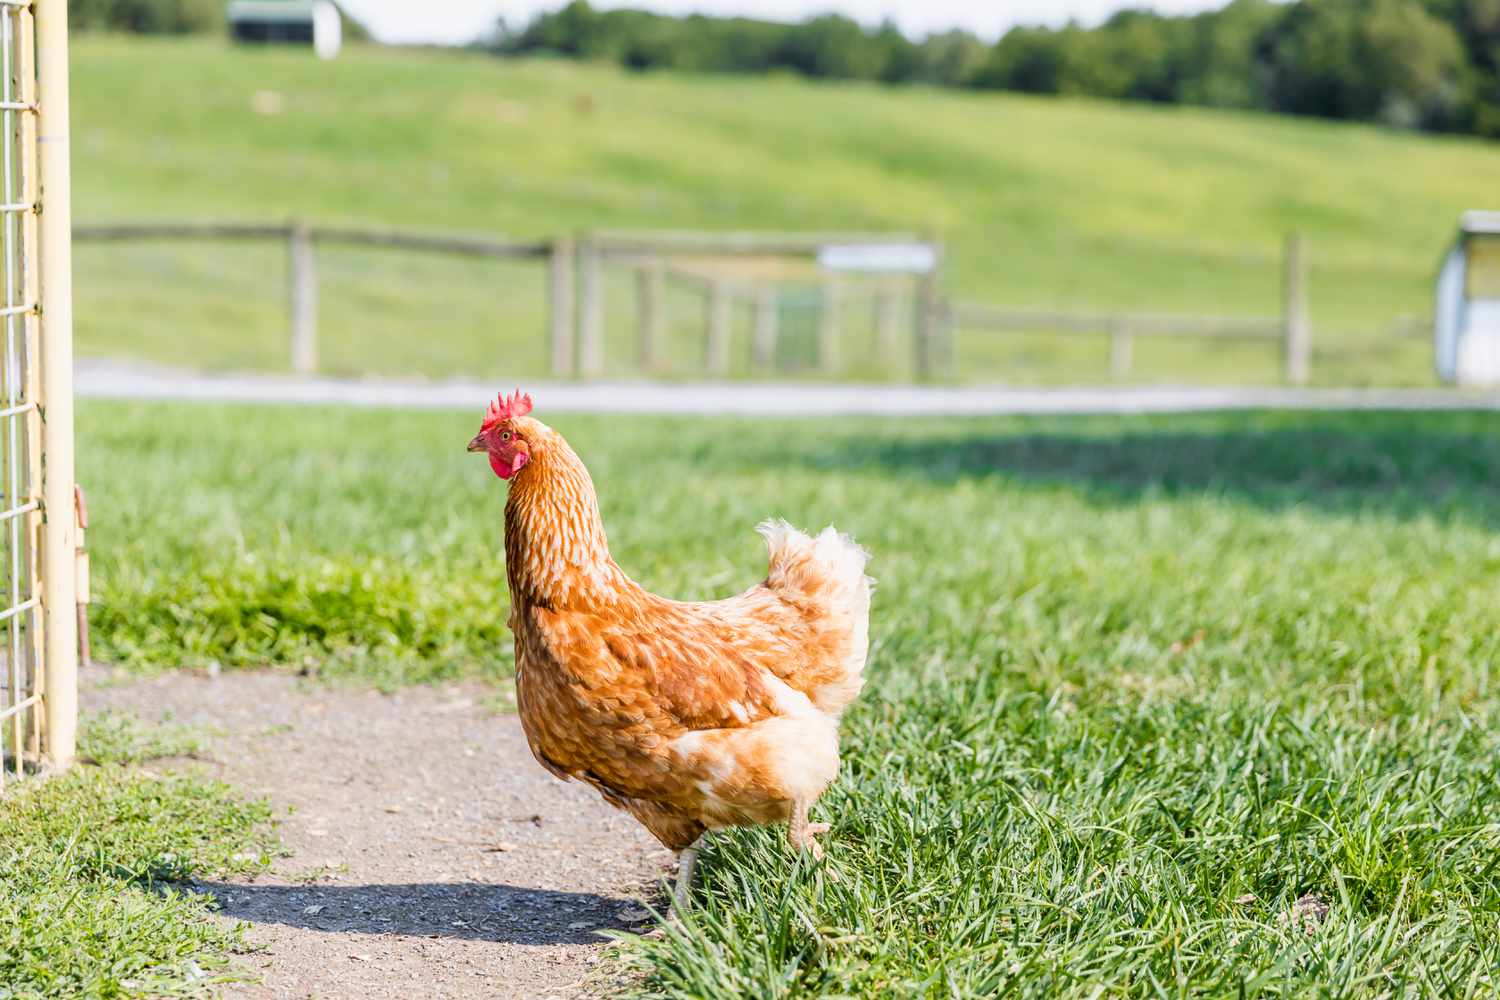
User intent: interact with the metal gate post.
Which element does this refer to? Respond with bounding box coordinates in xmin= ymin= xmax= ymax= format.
xmin=37 ymin=0 xmax=76 ymax=768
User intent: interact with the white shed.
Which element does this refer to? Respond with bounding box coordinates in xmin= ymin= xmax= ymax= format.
xmin=228 ymin=0 xmax=342 ymax=60
xmin=1435 ymin=210 xmax=1500 ymax=386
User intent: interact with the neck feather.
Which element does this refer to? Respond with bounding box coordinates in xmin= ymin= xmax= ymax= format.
xmin=503 ymin=428 xmax=624 ymax=609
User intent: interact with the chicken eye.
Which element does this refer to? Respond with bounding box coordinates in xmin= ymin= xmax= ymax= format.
xmin=501 ymin=431 xmax=512 ymax=441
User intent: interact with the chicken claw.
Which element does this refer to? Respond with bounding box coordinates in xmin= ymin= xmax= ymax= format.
xmin=788 ymin=802 xmax=831 ymax=860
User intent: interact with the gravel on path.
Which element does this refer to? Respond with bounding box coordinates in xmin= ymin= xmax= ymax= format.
xmin=87 ymin=671 xmax=673 ymax=1000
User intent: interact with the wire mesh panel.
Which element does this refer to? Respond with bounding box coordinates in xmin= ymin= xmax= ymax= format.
xmin=577 ymin=233 xmax=944 ymax=380
xmin=0 ymin=0 xmax=41 ymax=784
xmin=0 ymin=0 xmax=73 ymax=782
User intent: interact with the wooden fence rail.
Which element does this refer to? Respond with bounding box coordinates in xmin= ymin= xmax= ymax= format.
xmin=74 ymin=221 xmax=555 ymax=375
xmin=950 ymin=233 xmax=1312 ymax=384
xmin=74 ymin=221 xmax=552 ymax=258
xmin=951 ymin=305 xmax=1282 ymax=339
xmin=951 ymin=302 xmax=1305 ymax=381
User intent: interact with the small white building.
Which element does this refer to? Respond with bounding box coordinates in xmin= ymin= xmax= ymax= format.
xmin=1435 ymin=211 xmax=1500 ymax=387
xmin=228 ymin=0 xmax=342 ymax=60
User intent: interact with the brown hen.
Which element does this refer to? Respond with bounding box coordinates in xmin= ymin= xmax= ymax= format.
xmin=467 ymin=391 xmax=871 ymax=906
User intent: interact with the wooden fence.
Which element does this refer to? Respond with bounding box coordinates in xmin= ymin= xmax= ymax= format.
xmin=74 ymin=221 xmax=558 ymax=375
xmin=576 ymin=230 xmax=946 ymax=380
xmin=632 ymin=264 xmax=923 ymax=378
xmin=73 ymin=223 xmax=1316 ymax=383
xmin=950 ymin=234 xmax=1312 ymax=384
xmin=74 ymin=222 xmax=946 ymax=378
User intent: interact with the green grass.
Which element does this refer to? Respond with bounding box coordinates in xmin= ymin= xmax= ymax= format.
xmin=1 ymin=715 xmax=275 ymax=999
xmin=77 ymin=399 xmax=1500 ymax=994
xmin=71 ymin=36 xmax=1500 ymax=385
xmin=77 ymin=709 xmax=211 ymax=765
xmin=627 ymin=707 xmax=1500 ymax=996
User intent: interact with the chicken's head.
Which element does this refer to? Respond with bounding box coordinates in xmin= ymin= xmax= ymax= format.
xmin=468 ymin=389 xmax=535 ymax=480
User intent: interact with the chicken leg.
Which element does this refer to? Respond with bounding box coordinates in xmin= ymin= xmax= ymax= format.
xmin=788 ymin=799 xmax=830 ymax=860
xmin=672 ymin=837 xmax=704 ymax=912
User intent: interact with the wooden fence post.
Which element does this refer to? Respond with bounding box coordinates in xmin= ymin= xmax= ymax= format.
xmin=636 ymin=260 xmax=663 ymax=373
xmin=1109 ymin=319 xmax=1133 ymax=378
xmin=914 ymin=243 xmax=944 ymax=380
xmin=548 ymin=236 xmax=575 ymax=377
xmin=875 ymin=282 xmax=903 ymax=366
xmin=1282 ymin=232 xmax=1310 ymax=385
xmin=939 ymin=299 xmax=957 ymax=374
xmin=577 ymin=235 xmax=603 ymax=379
xmin=753 ymin=286 xmax=778 ymax=372
xmin=705 ymin=280 xmax=731 ymax=376
xmin=818 ymin=278 xmax=841 ymax=374
xmin=288 ymin=220 xmax=317 ymax=375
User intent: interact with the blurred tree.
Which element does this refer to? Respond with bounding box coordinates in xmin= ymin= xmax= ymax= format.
xmin=913 ymin=29 xmax=988 ymax=87
xmin=1421 ymin=0 xmax=1500 ymax=133
xmin=1074 ymin=11 xmax=1189 ymax=101
xmin=501 ymin=0 xmax=606 ymax=58
xmin=72 ymin=0 xmax=223 ymax=33
xmin=1258 ymin=0 xmax=1467 ymax=128
xmin=486 ymin=0 xmax=1497 ymax=136
xmin=1177 ymin=0 xmax=1281 ymax=108
xmin=71 ymin=0 xmax=371 ymax=39
xmin=871 ymin=20 xmax=921 ymax=84
xmin=970 ymin=26 xmax=1069 ymax=93
xmin=771 ymin=14 xmax=886 ymax=79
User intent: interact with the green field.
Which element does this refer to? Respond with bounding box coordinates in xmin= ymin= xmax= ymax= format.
xmin=71 ymin=36 xmax=1500 ymax=385
xmin=65 ymin=398 xmax=1500 ymax=995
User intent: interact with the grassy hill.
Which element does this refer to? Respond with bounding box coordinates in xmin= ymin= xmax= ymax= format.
xmin=70 ymin=36 xmax=1500 ymax=384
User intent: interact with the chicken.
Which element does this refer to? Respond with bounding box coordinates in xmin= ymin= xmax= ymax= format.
xmin=467 ymin=390 xmax=871 ymax=906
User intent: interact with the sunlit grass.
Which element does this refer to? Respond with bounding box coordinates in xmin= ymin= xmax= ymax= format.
xmin=0 ymin=715 xmax=275 ymax=998
xmin=76 ymin=400 xmax=1500 ymax=995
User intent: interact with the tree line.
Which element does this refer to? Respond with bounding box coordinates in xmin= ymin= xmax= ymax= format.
xmin=486 ymin=0 xmax=1500 ymax=138
xmin=71 ymin=0 xmax=371 ymax=40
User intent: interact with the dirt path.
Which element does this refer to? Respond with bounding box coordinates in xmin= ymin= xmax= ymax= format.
xmin=86 ymin=671 xmax=674 ymax=1000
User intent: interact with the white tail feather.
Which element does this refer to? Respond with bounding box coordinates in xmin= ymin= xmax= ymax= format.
xmin=758 ymin=519 xmax=872 ymax=715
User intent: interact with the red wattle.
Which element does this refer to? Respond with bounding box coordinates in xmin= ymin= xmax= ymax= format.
xmin=490 ymin=451 xmax=530 ymax=480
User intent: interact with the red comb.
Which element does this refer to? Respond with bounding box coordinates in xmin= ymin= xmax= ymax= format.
xmin=482 ymin=389 xmax=533 ymax=429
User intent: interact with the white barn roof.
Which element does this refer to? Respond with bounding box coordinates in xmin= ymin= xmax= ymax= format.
xmin=1459 ymin=211 xmax=1500 ymax=236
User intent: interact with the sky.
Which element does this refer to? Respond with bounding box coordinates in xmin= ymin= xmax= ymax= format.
xmin=340 ymin=0 xmax=1228 ymax=47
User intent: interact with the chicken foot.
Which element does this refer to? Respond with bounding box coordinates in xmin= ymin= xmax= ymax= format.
xmin=788 ymin=799 xmax=831 ymax=860
xmin=668 ymin=805 xmax=832 ymax=919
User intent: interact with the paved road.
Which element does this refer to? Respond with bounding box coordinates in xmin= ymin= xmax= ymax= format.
xmin=77 ymin=360 xmax=1500 ymax=416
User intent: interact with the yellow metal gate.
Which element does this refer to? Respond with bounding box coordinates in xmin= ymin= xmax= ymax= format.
xmin=0 ymin=0 xmax=76 ymax=783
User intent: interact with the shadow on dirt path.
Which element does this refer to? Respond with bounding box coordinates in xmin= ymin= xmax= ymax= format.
xmin=198 ymin=881 xmax=634 ymax=945
xmin=87 ymin=671 xmax=673 ymax=1000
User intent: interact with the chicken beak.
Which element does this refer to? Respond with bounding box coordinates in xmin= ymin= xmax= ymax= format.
xmin=466 ymin=434 xmax=487 ymax=453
